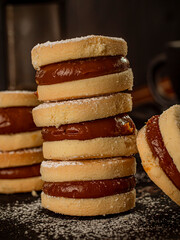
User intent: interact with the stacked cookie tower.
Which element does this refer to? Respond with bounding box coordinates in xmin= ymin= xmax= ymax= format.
xmin=0 ymin=91 xmax=43 ymax=194
xmin=32 ymin=35 xmax=137 ymax=216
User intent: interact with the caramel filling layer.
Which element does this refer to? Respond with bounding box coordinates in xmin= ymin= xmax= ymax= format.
xmin=36 ymin=56 xmax=130 ymax=85
xmin=42 ymin=114 xmax=135 ymax=141
xmin=146 ymin=115 xmax=180 ymax=190
xmin=0 ymin=164 xmax=41 ymax=179
xmin=0 ymin=107 xmax=39 ymax=134
xmin=43 ymin=176 xmax=135 ymax=199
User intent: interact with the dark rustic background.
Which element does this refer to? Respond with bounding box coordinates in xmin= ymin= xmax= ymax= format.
xmin=0 ymin=0 xmax=180 ymax=90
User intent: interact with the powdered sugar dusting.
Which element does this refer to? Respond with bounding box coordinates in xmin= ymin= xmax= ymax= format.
xmin=0 ymin=147 xmax=42 ymax=155
xmin=41 ymin=160 xmax=84 ymax=168
xmin=41 ymin=158 xmax=127 ymax=169
xmin=0 ymin=180 xmax=179 ymax=240
xmin=0 ymin=91 xmax=35 ymax=94
xmin=33 ymin=93 xmax=127 ymax=110
xmin=32 ymin=35 xmax=124 ymax=50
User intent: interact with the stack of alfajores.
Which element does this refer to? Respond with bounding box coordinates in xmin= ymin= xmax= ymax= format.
xmin=32 ymin=35 xmax=137 ymax=216
xmin=0 ymin=91 xmax=43 ymax=194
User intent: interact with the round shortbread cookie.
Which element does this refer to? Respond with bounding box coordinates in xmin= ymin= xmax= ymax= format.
xmin=43 ymin=135 xmax=137 ymax=160
xmin=0 ymin=130 xmax=42 ymax=151
xmin=41 ymin=189 xmax=135 ymax=216
xmin=37 ymin=69 xmax=133 ymax=101
xmin=41 ymin=157 xmax=136 ymax=182
xmin=0 ymin=147 xmax=43 ymax=168
xmin=31 ymin=35 xmax=127 ymax=70
xmin=159 ymin=105 xmax=180 ymax=172
xmin=137 ymin=127 xmax=180 ymax=206
xmin=0 ymin=176 xmax=43 ymax=194
xmin=0 ymin=91 xmax=39 ymax=107
xmin=33 ymin=93 xmax=132 ymax=127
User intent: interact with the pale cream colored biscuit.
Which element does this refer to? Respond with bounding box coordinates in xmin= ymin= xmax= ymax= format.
xmin=0 ymin=91 xmax=39 ymax=107
xmin=31 ymin=35 xmax=127 ymax=70
xmin=0 ymin=130 xmax=42 ymax=151
xmin=33 ymin=93 xmax=132 ymax=127
xmin=0 ymin=176 xmax=43 ymax=194
xmin=0 ymin=147 xmax=43 ymax=168
xmin=37 ymin=69 xmax=133 ymax=101
xmin=41 ymin=189 xmax=135 ymax=216
xmin=43 ymin=135 xmax=137 ymax=160
xmin=159 ymin=105 xmax=180 ymax=172
xmin=41 ymin=156 xmax=136 ymax=182
xmin=137 ymin=127 xmax=180 ymax=206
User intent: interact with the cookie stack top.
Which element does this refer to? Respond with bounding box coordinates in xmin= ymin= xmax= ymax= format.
xmin=32 ymin=35 xmax=127 ymax=69
xmin=0 ymin=91 xmax=42 ymax=151
xmin=0 ymin=91 xmax=39 ymax=107
xmin=31 ymin=35 xmax=133 ymax=102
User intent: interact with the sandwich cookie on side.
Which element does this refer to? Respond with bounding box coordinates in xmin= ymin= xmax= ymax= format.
xmin=137 ymin=105 xmax=180 ymax=205
xmin=0 ymin=91 xmax=43 ymax=193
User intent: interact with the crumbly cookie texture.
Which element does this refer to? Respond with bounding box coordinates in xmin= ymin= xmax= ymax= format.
xmin=43 ymin=135 xmax=137 ymax=161
xmin=0 ymin=91 xmax=39 ymax=107
xmin=159 ymin=105 xmax=180 ymax=172
xmin=31 ymin=35 xmax=127 ymax=69
xmin=0 ymin=130 xmax=42 ymax=151
xmin=37 ymin=69 xmax=133 ymax=101
xmin=41 ymin=189 xmax=135 ymax=216
xmin=137 ymin=127 xmax=180 ymax=206
xmin=32 ymin=93 xmax=132 ymax=127
xmin=0 ymin=147 xmax=43 ymax=168
xmin=41 ymin=157 xmax=136 ymax=182
xmin=0 ymin=176 xmax=43 ymax=194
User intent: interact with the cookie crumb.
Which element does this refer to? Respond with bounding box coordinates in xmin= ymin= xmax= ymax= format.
xmin=31 ymin=190 xmax=38 ymax=197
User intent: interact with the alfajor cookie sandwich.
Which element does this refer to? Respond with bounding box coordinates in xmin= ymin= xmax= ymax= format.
xmin=40 ymin=157 xmax=136 ymax=216
xmin=31 ymin=35 xmax=133 ymax=101
xmin=137 ymin=105 xmax=180 ymax=205
xmin=0 ymin=91 xmax=43 ymax=193
xmin=33 ymin=94 xmax=137 ymax=160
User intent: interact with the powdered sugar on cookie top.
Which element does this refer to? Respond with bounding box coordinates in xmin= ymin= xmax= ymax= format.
xmin=31 ymin=35 xmax=127 ymax=70
xmin=41 ymin=158 xmax=127 ymax=169
xmin=0 ymin=147 xmax=42 ymax=155
xmin=33 ymin=93 xmax=129 ymax=110
xmin=41 ymin=160 xmax=84 ymax=168
xmin=32 ymin=35 xmax=125 ymax=50
xmin=0 ymin=90 xmax=39 ymax=107
xmin=0 ymin=90 xmax=35 ymax=94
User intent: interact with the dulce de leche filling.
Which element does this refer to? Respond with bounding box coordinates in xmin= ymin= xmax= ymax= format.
xmin=42 ymin=114 xmax=135 ymax=141
xmin=0 ymin=163 xmax=41 ymax=179
xmin=36 ymin=55 xmax=130 ymax=85
xmin=43 ymin=176 xmax=135 ymax=199
xmin=146 ymin=115 xmax=180 ymax=190
xmin=0 ymin=107 xmax=39 ymax=134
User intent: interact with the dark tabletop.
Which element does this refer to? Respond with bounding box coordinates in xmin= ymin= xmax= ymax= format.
xmin=0 ymin=157 xmax=179 ymax=240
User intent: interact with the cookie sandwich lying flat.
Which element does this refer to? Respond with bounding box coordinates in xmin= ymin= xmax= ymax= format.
xmin=31 ymin=35 xmax=133 ymax=101
xmin=32 ymin=35 xmax=137 ymax=215
xmin=137 ymin=105 xmax=180 ymax=205
xmin=41 ymin=157 xmax=136 ymax=216
xmin=0 ymin=91 xmax=43 ymax=193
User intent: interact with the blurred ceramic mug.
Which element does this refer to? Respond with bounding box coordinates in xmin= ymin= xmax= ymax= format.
xmin=147 ymin=41 xmax=180 ymax=108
